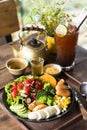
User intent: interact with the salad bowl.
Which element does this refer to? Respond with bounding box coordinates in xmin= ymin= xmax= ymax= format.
xmin=2 ymin=75 xmax=75 ymax=122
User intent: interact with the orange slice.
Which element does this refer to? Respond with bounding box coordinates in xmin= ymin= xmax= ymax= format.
xmin=40 ymin=74 xmax=57 ymax=88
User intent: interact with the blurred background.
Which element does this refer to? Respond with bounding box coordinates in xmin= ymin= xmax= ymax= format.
xmin=14 ymin=0 xmax=87 ymax=48
xmin=14 ymin=0 xmax=87 ymax=28
xmin=0 ymin=0 xmax=87 ymax=48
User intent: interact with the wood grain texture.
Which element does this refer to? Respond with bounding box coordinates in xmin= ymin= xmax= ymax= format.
xmin=0 ymin=0 xmax=19 ymax=37
xmin=0 ymin=36 xmax=87 ymax=129
xmin=0 ymin=105 xmax=22 ymax=130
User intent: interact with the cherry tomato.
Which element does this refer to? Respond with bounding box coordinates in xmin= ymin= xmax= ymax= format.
xmin=11 ymin=86 xmax=17 ymax=92
xmin=17 ymin=82 xmax=24 ymax=91
xmin=35 ymin=81 xmax=43 ymax=90
xmin=24 ymin=78 xmax=37 ymax=87
xmin=24 ymin=86 xmax=31 ymax=95
xmin=11 ymin=86 xmax=18 ymax=98
xmin=30 ymin=78 xmax=36 ymax=84
xmin=31 ymin=93 xmax=35 ymax=99
xmin=11 ymin=89 xmax=18 ymax=98
xmin=37 ymin=81 xmax=43 ymax=87
xmin=24 ymin=78 xmax=32 ymax=85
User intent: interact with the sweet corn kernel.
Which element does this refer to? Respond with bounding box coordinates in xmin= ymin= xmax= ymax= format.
xmin=54 ymin=95 xmax=71 ymax=109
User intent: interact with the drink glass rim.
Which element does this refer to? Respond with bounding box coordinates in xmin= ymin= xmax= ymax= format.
xmin=54 ymin=24 xmax=79 ymax=36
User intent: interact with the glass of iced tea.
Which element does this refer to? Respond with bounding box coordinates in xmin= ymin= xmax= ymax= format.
xmin=30 ymin=57 xmax=44 ymax=75
xmin=54 ymin=24 xmax=79 ymax=71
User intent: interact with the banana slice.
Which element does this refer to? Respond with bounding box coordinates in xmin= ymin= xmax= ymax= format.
xmin=36 ymin=110 xmax=46 ymax=120
xmin=53 ymin=105 xmax=61 ymax=115
xmin=28 ymin=105 xmax=61 ymax=120
xmin=44 ymin=107 xmax=56 ymax=118
xmin=28 ymin=110 xmax=46 ymax=120
xmin=28 ymin=112 xmax=38 ymax=120
xmin=43 ymin=106 xmax=60 ymax=118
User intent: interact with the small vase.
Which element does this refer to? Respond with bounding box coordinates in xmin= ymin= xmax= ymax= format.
xmin=46 ymin=36 xmax=56 ymax=54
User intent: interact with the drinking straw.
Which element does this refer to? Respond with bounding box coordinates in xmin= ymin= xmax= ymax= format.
xmin=76 ymin=8 xmax=85 ymax=27
xmin=76 ymin=15 xmax=87 ymax=31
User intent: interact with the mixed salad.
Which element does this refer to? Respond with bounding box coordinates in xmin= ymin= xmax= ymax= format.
xmin=4 ymin=75 xmax=71 ymax=120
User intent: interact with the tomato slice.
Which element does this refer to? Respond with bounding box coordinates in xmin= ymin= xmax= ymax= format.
xmin=24 ymin=78 xmax=36 ymax=86
xmin=17 ymin=82 xmax=24 ymax=91
xmin=24 ymin=86 xmax=31 ymax=95
xmin=11 ymin=86 xmax=18 ymax=98
xmin=11 ymin=86 xmax=17 ymax=92
xmin=11 ymin=89 xmax=18 ymax=98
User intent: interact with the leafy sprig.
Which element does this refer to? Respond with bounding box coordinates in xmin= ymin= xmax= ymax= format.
xmin=27 ymin=1 xmax=72 ymax=36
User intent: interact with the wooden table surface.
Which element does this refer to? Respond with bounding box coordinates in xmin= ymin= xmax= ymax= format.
xmin=0 ymin=41 xmax=87 ymax=130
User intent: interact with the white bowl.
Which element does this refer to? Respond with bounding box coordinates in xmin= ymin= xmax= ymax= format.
xmin=44 ymin=64 xmax=62 ymax=76
xmin=6 ymin=58 xmax=28 ymax=75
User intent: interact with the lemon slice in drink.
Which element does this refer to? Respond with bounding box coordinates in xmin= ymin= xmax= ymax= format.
xmin=55 ymin=24 xmax=67 ymax=37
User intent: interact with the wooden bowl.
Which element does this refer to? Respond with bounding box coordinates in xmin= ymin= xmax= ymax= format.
xmin=6 ymin=58 xmax=28 ymax=75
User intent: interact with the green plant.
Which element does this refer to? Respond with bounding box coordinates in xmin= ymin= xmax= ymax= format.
xmin=27 ymin=0 xmax=72 ymax=36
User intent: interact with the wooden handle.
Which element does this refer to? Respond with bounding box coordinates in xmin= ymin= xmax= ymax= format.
xmin=22 ymin=26 xmax=45 ymax=32
xmin=79 ymin=102 xmax=87 ymax=120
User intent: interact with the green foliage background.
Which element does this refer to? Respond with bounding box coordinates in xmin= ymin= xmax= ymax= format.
xmin=14 ymin=0 xmax=87 ymax=29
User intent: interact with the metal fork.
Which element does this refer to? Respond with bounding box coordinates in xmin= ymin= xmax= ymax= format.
xmin=75 ymin=91 xmax=87 ymax=120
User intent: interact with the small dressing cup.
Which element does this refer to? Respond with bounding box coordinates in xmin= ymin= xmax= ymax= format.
xmin=30 ymin=57 xmax=44 ymax=75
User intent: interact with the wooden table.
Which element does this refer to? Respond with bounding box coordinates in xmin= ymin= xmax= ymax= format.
xmin=0 ymin=41 xmax=87 ymax=130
